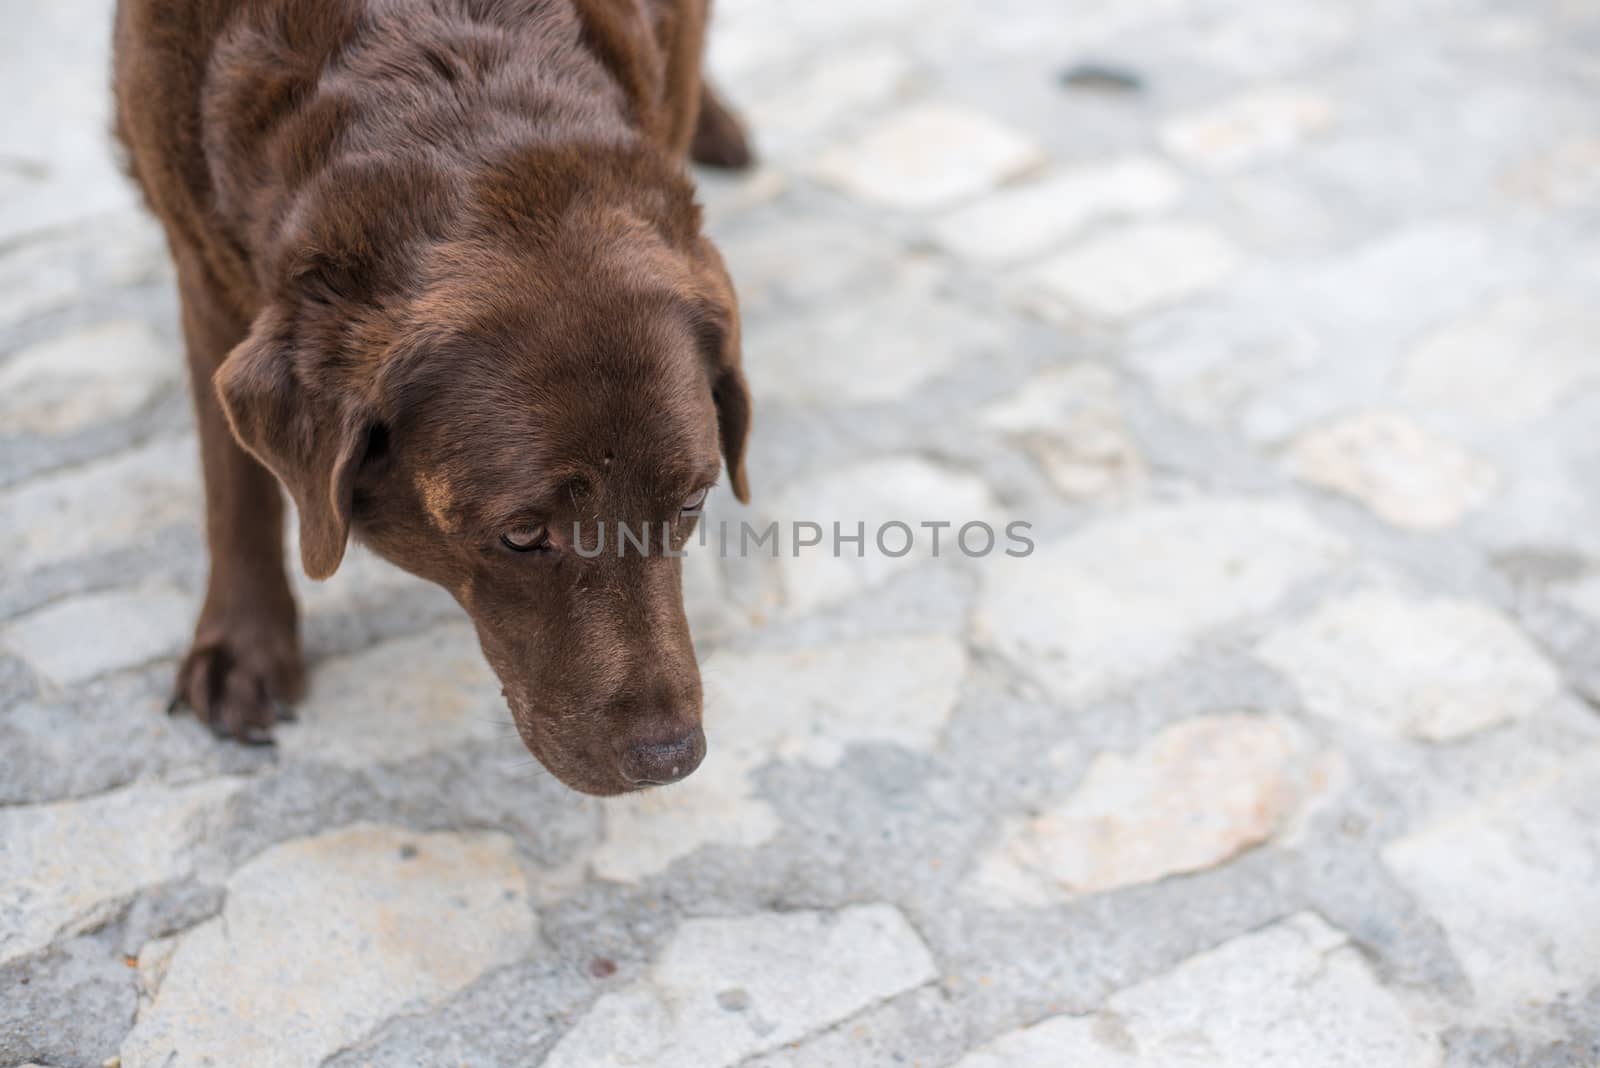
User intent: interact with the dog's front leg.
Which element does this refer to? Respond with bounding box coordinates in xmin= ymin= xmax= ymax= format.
xmin=171 ymin=252 xmax=303 ymax=743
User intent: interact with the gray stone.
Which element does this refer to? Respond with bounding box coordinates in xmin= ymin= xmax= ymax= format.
xmin=745 ymin=275 xmax=1012 ymax=404
xmin=0 ymin=320 xmax=176 ymax=436
xmin=765 ymin=455 xmax=997 ymax=614
xmin=1126 ymin=223 xmax=1506 ymax=444
xmin=1176 ymin=4 xmax=1353 ymax=78
xmin=1443 ymin=1017 xmax=1600 ymax=1068
xmin=979 ymin=363 xmax=1145 ymax=499
xmin=320 ymin=957 xmax=598 ymax=1068
xmin=976 ymin=498 xmax=1347 ymax=703
xmin=1160 ymin=86 xmax=1336 ymax=171
xmin=0 ymin=0 xmax=139 ymax=244
xmin=0 ymin=213 xmax=166 ymax=327
xmin=932 ymin=157 xmax=1183 ymax=263
xmin=1384 ymin=757 xmax=1600 ymax=1026
xmin=1401 ymin=292 xmax=1600 ymax=431
xmin=120 ymin=823 xmax=537 ymax=1068
xmin=1284 ymin=412 xmax=1499 ymax=530
xmin=1028 ymin=222 xmax=1242 ymax=320
xmin=972 ymin=714 xmax=1339 ymax=901
xmin=0 ymin=435 xmax=198 ymax=573
xmin=1257 ymin=589 xmax=1563 ymax=740
xmin=275 ymin=622 xmax=509 ymax=768
xmin=3 ymin=586 xmax=193 ymax=687
xmin=1556 ymin=575 xmax=1600 ymax=626
xmin=952 ymin=913 xmax=1438 ymax=1067
xmin=707 ymin=0 xmax=922 ymax=82
xmin=0 ymin=777 xmax=242 ymax=967
xmin=290 ymin=536 xmax=441 ymax=617
xmin=814 ymin=104 xmax=1044 ymax=210
xmin=696 ymin=166 xmax=789 ymax=230
xmin=745 ymin=44 xmax=912 ymax=153
xmin=542 ymin=905 xmax=937 ymax=1068
xmin=739 ymin=985 xmax=972 ymax=1068
xmin=117 ymin=880 xmax=225 ymax=960
xmin=715 ymin=215 xmax=904 ymax=318
xmin=0 ymin=685 xmax=270 ymax=807
xmin=1500 ymin=137 xmax=1600 ymax=209
xmin=0 ymin=925 xmax=140 ymax=1068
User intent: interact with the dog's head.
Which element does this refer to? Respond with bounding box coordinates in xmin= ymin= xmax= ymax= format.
xmin=215 ymin=149 xmax=750 ymax=795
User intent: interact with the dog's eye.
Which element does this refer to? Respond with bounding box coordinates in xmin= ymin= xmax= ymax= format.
xmin=682 ymin=487 xmax=710 ymax=513
xmin=500 ymin=527 xmax=551 ymax=553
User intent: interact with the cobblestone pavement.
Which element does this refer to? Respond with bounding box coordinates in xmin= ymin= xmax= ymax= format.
xmin=4 ymin=0 xmax=1600 ymax=1065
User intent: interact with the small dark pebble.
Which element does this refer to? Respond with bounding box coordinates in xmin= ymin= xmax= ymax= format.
xmin=1059 ymin=63 xmax=1144 ymax=93
xmin=589 ymin=957 xmax=618 ymax=979
xmin=398 ymin=844 xmax=419 ymax=860
xmin=716 ymin=987 xmax=751 ymax=1012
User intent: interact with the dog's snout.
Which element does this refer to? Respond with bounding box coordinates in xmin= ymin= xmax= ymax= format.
xmin=618 ymin=725 xmax=706 ymax=786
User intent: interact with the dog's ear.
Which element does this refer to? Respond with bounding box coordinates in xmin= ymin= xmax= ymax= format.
xmin=712 ymin=359 xmax=752 ymax=504
xmin=690 ymin=238 xmax=752 ymax=503
xmin=214 ymin=304 xmax=374 ymax=580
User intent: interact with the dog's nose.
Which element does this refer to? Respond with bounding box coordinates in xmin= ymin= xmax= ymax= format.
xmin=618 ymin=726 xmax=705 ymax=786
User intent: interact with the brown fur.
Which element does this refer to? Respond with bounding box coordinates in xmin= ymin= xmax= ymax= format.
xmin=113 ymin=0 xmax=754 ymax=794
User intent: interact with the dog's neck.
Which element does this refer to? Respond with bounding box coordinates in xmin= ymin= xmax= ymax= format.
xmin=202 ymin=0 xmax=688 ymax=307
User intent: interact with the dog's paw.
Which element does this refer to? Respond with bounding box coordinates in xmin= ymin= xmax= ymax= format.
xmin=691 ymin=86 xmax=754 ymax=170
xmin=172 ymin=618 xmax=304 ymax=745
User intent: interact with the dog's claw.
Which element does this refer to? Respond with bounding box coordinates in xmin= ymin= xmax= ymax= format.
xmin=166 ymin=694 xmax=185 ymax=716
xmin=173 ymin=626 xmax=303 ymax=746
xmin=273 ymin=701 xmax=298 ymax=723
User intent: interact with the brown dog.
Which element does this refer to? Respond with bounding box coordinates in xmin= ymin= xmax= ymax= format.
xmin=112 ymin=0 xmax=754 ymax=795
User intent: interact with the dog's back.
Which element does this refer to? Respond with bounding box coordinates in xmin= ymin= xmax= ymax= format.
xmin=113 ymin=0 xmax=711 ymax=316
